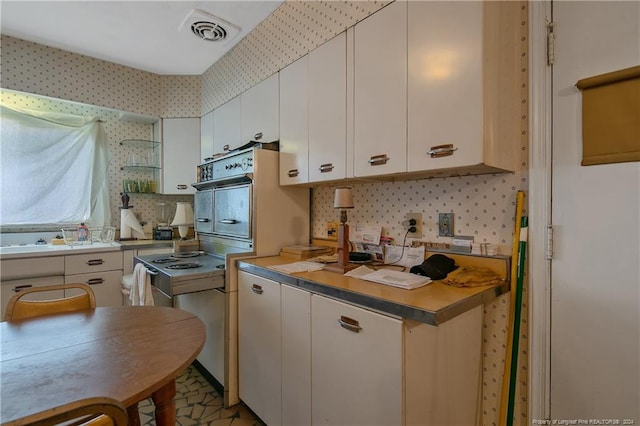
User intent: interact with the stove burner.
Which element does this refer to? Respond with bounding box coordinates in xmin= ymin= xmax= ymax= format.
xmin=172 ymin=252 xmax=202 ymax=259
xmin=165 ymin=262 xmax=202 ymax=270
xmin=152 ymin=258 xmax=178 ymax=264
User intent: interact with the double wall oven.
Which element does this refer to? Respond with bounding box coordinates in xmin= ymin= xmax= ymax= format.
xmin=135 ymin=146 xmax=310 ymax=407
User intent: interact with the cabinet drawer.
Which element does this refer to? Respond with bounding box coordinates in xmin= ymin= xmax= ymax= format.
xmin=65 ymin=251 xmax=123 ymax=275
xmin=1 ymin=257 xmax=65 ymax=281
xmin=65 ymin=270 xmax=123 ymax=307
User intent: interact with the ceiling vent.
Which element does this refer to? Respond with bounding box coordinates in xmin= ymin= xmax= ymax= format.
xmin=180 ymin=9 xmax=241 ymax=44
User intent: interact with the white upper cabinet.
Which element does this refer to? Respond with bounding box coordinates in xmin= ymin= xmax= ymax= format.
xmin=160 ymin=117 xmax=199 ymax=194
xmin=308 ymin=31 xmax=348 ymax=183
xmin=407 ymin=1 xmax=521 ymax=174
xmin=241 ymin=73 xmax=279 ymax=144
xmin=213 ymin=95 xmax=242 ymax=153
xmin=354 ymin=1 xmax=407 ymax=178
xmin=200 ymin=110 xmax=214 ymax=162
xmin=279 ymin=55 xmax=309 ymax=185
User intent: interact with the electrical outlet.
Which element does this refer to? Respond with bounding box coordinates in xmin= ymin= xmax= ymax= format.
xmin=405 ymin=212 xmax=422 ymax=238
xmin=438 ymin=213 xmax=454 ymax=237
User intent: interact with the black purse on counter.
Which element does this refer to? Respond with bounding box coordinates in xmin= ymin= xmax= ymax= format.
xmin=410 ymin=254 xmax=457 ymax=280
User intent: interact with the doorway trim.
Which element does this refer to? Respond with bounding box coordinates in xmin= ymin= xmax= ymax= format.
xmin=528 ymin=0 xmax=552 ymax=421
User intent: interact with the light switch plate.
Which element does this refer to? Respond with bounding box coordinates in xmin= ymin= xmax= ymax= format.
xmin=438 ymin=213 xmax=454 ymax=237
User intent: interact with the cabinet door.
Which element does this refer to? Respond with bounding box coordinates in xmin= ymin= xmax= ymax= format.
xmin=194 ymin=189 xmax=214 ymax=234
xmin=65 ymin=270 xmax=123 ymax=307
xmin=238 ymin=272 xmax=282 ymax=425
xmin=407 ymin=1 xmax=483 ymax=171
xmin=241 ymin=73 xmax=279 ymax=144
xmin=281 ymin=284 xmax=311 ymax=426
xmin=213 ymin=96 xmax=242 ymax=153
xmin=200 ymin=110 xmax=214 ymax=162
xmin=354 ymin=1 xmax=407 ymax=177
xmin=308 ymin=32 xmax=347 ymax=182
xmin=162 ymin=118 xmax=200 ymax=195
xmin=311 ymin=294 xmax=403 ymax=426
xmin=279 ymin=55 xmax=309 ymax=185
xmin=1 ymin=276 xmax=65 ymax=319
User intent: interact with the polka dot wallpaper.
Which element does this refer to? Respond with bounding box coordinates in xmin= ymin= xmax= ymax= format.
xmin=0 ymin=1 xmax=529 ymax=424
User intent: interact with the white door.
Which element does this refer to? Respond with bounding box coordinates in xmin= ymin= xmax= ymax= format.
xmin=550 ymin=0 xmax=639 ymax=420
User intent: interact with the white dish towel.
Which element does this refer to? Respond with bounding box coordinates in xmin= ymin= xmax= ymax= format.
xmin=131 ymin=263 xmax=154 ymax=306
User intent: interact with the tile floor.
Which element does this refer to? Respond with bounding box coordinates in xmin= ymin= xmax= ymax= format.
xmin=138 ymin=366 xmax=265 ymax=426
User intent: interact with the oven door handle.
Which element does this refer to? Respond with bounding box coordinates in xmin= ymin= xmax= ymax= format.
xmin=146 ymin=269 xmax=159 ymax=276
xmin=219 ymin=219 xmax=238 ymax=224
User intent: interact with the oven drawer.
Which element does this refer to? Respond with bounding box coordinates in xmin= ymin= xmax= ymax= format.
xmin=214 ymin=184 xmax=251 ymax=239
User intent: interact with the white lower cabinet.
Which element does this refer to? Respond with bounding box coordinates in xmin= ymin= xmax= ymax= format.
xmin=238 ymin=272 xmax=282 ymax=426
xmin=311 ymin=294 xmax=403 ymax=426
xmin=65 ymin=251 xmax=124 ymax=307
xmin=237 ymin=270 xmax=482 ymax=425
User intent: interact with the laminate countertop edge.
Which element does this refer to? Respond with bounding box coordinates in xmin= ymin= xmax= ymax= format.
xmin=236 ymin=257 xmax=510 ymax=326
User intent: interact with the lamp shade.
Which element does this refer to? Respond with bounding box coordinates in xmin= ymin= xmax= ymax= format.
xmin=171 ymin=202 xmax=194 ymax=226
xmin=333 ymin=187 xmax=354 ymax=209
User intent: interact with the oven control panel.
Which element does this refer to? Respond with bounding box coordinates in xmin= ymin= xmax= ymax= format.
xmin=196 ymin=150 xmax=254 ymax=184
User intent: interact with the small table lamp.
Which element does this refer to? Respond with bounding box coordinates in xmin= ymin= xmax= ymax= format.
xmin=171 ymin=202 xmax=194 ymax=240
xmin=324 ymin=187 xmax=358 ymax=274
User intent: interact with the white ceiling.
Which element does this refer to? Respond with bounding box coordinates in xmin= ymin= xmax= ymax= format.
xmin=0 ymin=1 xmax=284 ymax=75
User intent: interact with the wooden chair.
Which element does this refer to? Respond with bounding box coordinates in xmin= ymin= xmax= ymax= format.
xmin=3 ymin=396 xmax=128 ymax=426
xmin=4 ymin=283 xmax=96 ymax=321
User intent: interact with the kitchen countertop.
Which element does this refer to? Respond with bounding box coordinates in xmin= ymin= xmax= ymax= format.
xmin=0 ymin=239 xmax=175 ymax=260
xmin=237 ymin=255 xmax=510 ymax=326
xmin=0 ymin=242 xmax=123 ymax=259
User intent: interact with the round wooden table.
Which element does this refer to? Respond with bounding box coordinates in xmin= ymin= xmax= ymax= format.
xmin=1 ymin=306 xmax=205 ymax=426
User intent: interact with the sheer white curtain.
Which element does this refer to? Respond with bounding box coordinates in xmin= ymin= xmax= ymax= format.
xmin=0 ymin=104 xmax=111 ymax=227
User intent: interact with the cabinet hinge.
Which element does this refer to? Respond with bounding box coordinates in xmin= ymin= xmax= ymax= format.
xmin=546 ymin=225 xmax=553 ymax=260
xmin=546 ymin=21 xmax=555 ymax=66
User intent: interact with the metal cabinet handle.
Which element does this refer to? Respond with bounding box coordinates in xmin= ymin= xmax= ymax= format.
xmin=368 ymin=154 xmax=389 ymax=166
xmin=251 ymin=284 xmax=264 ymax=295
xmin=86 ymin=278 xmax=105 ymax=285
xmin=319 ymin=163 xmax=334 ymax=173
xmin=87 ymin=259 xmax=104 ymax=266
xmin=288 ymin=169 xmax=299 ymax=178
xmin=197 ymin=218 xmax=210 ymax=222
xmin=427 ymin=144 xmax=458 ymax=158
xmin=254 ymin=132 xmax=263 ymax=141
xmin=338 ymin=315 xmax=362 ymax=333
xmin=220 ymin=219 xmax=238 ymax=224
xmin=176 ymin=184 xmax=188 ymax=190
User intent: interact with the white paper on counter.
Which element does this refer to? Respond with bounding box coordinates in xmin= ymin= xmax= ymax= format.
xmin=344 ymin=265 xmax=376 ymax=278
xmin=359 ymin=269 xmax=432 ymax=289
xmin=383 ymin=245 xmax=425 ymax=268
xmin=351 ymin=224 xmax=382 ymax=244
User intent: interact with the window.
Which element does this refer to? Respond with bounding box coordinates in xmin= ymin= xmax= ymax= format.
xmin=0 ymin=104 xmax=111 ymax=228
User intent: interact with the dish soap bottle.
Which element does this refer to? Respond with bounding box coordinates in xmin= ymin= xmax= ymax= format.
xmin=77 ymin=223 xmax=89 ymax=242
